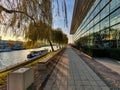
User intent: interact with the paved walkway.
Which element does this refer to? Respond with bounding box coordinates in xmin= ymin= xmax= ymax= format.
xmin=43 ymin=47 xmax=110 ymax=90
xmin=95 ymin=58 xmax=120 ymax=75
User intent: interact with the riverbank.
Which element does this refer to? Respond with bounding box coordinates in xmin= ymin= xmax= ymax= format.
xmin=0 ymin=46 xmax=58 ymax=70
xmin=0 ymin=45 xmax=58 ymax=53
xmin=0 ymin=48 xmax=25 ymax=52
xmin=0 ymin=50 xmax=48 ymax=73
xmin=0 ymin=49 xmax=61 ymax=86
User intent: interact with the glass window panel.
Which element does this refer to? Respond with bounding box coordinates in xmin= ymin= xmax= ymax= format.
xmin=100 ymin=4 xmax=109 ymax=20
xmin=100 ymin=16 xmax=109 ymax=30
xmin=89 ymin=20 xmax=93 ymax=29
xmin=89 ymin=28 xmax=94 ymax=47
xmin=94 ymin=15 xmax=100 ymax=25
xmin=93 ymin=4 xmax=100 ymax=17
xmin=94 ymin=23 xmax=99 ymax=33
xmin=109 ymin=25 xmax=120 ymax=48
xmin=93 ymin=0 xmax=100 ymax=8
xmin=110 ymin=8 xmax=120 ymax=26
xmin=89 ymin=14 xmax=93 ymax=22
xmin=110 ymin=0 xmax=120 ymax=13
xmin=100 ymin=0 xmax=109 ymax=10
xmin=99 ymin=29 xmax=110 ymax=48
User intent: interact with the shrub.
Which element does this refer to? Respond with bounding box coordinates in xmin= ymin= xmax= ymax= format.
xmin=106 ymin=48 xmax=120 ymax=61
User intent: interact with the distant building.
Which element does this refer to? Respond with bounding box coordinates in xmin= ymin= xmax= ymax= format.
xmin=0 ymin=36 xmax=1 ymax=43
xmin=1 ymin=40 xmax=7 ymax=44
xmin=13 ymin=41 xmax=23 ymax=50
xmin=0 ymin=40 xmax=23 ymax=50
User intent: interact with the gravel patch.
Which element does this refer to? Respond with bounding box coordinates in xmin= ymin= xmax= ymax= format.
xmin=73 ymin=48 xmax=120 ymax=90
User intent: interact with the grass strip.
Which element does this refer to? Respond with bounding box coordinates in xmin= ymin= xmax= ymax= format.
xmin=0 ymin=50 xmax=60 ymax=85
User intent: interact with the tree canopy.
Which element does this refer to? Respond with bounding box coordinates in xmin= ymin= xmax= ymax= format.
xmin=0 ymin=0 xmax=68 ymax=50
xmin=0 ymin=0 xmax=68 ymax=35
xmin=52 ymin=28 xmax=68 ymax=44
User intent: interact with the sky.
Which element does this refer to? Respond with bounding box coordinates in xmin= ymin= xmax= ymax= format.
xmin=52 ymin=0 xmax=75 ymax=43
xmin=0 ymin=0 xmax=75 ymax=43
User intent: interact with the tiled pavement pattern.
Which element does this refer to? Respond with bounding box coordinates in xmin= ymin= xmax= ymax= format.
xmin=43 ymin=47 xmax=110 ymax=90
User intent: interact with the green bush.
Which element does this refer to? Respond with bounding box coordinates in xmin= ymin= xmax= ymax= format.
xmin=85 ymin=48 xmax=120 ymax=61
xmin=71 ymin=45 xmax=79 ymax=50
xmin=106 ymin=48 xmax=120 ymax=61
xmin=92 ymin=49 xmax=107 ymax=57
xmin=72 ymin=44 xmax=120 ymax=61
xmin=80 ymin=46 xmax=106 ymax=57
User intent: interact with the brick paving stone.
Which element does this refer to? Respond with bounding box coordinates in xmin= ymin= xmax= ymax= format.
xmin=84 ymin=86 xmax=93 ymax=90
xmin=76 ymin=85 xmax=84 ymax=90
xmin=68 ymin=81 xmax=75 ymax=86
xmin=68 ymin=86 xmax=76 ymax=90
xmin=89 ymin=81 xmax=98 ymax=86
xmin=101 ymin=86 xmax=110 ymax=90
xmin=59 ymin=86 xmax=67 ymax=90
xmin=43 ymin=46 xmax=110 ymax=90
xmin=44 ymin=86 xmax=52 ymax=90
xmin=92 ymin=86 xmax=102 ymax=90
xmin=52 ymin=87 xmax=59 ymax=90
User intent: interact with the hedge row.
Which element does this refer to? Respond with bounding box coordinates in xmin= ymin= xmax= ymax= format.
xmin=106 ymin=48 xmax=120 ymax=61
xmin=72 ymin=45 xmax=120 ymax=61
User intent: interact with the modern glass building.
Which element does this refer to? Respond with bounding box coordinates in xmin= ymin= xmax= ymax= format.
xmin=70 ymin=0 xmax=120 ymax=57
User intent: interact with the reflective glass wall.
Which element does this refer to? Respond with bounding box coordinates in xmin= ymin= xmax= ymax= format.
xmin=74 ymin=0 xmax=120 ymax=49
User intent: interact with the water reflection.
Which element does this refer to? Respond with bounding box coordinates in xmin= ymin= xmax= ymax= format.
xmin=0 ymin=46 xmax=58 ymax=70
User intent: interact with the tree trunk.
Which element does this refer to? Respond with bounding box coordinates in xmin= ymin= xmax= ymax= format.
xmin=48 ymin=39 xmax=54 ymax=52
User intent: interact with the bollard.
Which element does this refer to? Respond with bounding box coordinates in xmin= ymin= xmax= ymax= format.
xmin=7 ymin=67 xmax=34 ymax=90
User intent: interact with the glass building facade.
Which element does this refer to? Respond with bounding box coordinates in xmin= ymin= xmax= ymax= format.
xmin=73 ymin=0 xmax=120 ymax=49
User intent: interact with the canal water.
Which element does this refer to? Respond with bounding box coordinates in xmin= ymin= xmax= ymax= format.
xmin=0 ymin=46 xmax=58 ymax=70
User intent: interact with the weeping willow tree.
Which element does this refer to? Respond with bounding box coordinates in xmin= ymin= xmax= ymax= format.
xmin=25 ymin=21 xmax=54 ymax=50
xmin=0 ymin=0 xmax=68 ymax=51
xmin=52 ymin=28 xmax=68 ymax=47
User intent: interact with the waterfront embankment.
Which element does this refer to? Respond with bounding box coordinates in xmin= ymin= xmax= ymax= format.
xmin=0 ymin=48 xmax=62 ymax=87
